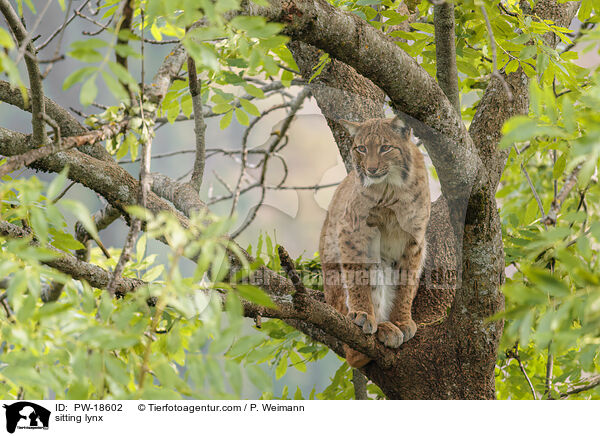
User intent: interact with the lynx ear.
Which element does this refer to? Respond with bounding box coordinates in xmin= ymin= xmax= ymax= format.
xmin=389 ymin=116 xmax=411 ymax=138
xmin=339 ymin=119 xmax=361 ymax=137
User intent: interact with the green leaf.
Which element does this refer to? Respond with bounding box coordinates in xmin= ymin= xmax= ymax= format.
xmin=80 ymin=75 xmax=98 ymax=107
xmin=47 ymin=166 xmax=69 ymax=200
xmin=108 ymin=61 xmax=140 ymax=92
xmin=527 ymin=268 xmax=570 ymax=297
xmin=578 ymin=0 xmax=592 ymax=21
xmin=49 ymin=228 xmax=85 ymax=251
xmin=61 ymin=200 xmax=99 ymax=240
xmin=29 ymin=208 xmax=49 ymax=243
xmin=0 ymin=27 xmax=15 ymax=48
xmin=519 ymin=310 xmax=533 ymax=347
xmin=275 ymin=357 xmax=288 ymax=379
xmin=101 ymin=71 xmax=129 ymax=103
xmin=239 ymin=98 xmax=260 ymax=117
xmin=505 ymin=59 xmax=519 ymax=74
xmin=212 ymin=103 xmax=233 ymax=114
xmin=181 ymin=94 xmax=193 ymax=118
xmin=518 ymin=45 xmax=537 ymax=61
xmin=63 ymin=67 xmax=96 ymax=90
xmin=227 ymin=334 xmax=265 ymax=357
xmin=246 ymin=365 xmax=271 ymax=391
xmin=235 ymin=107 xmax=249 ymax=126
xmin=553 ymin=153 xmax=567 ymax=179
xmin=244 ymin=84 xmax=265 ymax=99
xmin=235 ymin=284 xmax=276 ymax=308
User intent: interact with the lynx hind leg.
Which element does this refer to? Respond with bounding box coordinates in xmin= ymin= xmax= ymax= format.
xmin=390 ymin=239 xmax=425 ymax=343
xmin=344 ymin=344 xmax=371 ymax=368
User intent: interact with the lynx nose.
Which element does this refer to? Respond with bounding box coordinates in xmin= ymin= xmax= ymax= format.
xmin=367 ymin=167 xmax=378 ymax=175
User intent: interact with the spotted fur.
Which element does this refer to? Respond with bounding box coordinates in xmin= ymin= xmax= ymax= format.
xmin=319 ymin=117 xmax=430 ymax=368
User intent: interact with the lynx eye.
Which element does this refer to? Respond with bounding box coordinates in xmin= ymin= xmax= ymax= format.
xmin=380 ymin=145 xmax=392 ymax=153
xmin=356 ymin=145 xmax=367 ymax=154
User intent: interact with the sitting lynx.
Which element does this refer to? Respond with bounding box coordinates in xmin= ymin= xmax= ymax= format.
xmin=319 ymin=117 xmax=430 ymax=368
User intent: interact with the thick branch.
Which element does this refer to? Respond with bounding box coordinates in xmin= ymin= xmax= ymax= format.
xmin=433 ymin=1 xmax=460 ymax=113
xmin=244 ymin=0 xmax=479 ymax=200
xmin=0 ymin=80 xmax=114 ymax=161
xmin=287 ymin=41 xmax=385 ymax=171
xmin=469 ymin=0 xmax=580 ymax=186
xmin=0 ymin=220 xmax=144 ymax=295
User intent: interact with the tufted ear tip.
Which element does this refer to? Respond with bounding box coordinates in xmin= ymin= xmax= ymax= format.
xmin=389 ymin=116 xmax=411 ymax=138
xmin=339 ymin=119 xmax=362 ymax=137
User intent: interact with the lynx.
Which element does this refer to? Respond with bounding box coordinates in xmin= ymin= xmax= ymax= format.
xmin=319 ymin=116 xmax=430 ymax=368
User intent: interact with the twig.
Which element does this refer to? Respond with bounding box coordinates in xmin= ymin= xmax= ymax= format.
xmin=558 ymin=374 xmax=600 ymax=399
xmin=39 ymin=112 xmax=61 ymax=146
xmin=229 ymin=88 xmax=310 ymax=233
xmin=138 ymin=36 xmax=180 ymax=45
xmin=108 ymin=27 xmax=152 ymax=295
xmin=36 ymin=0 xmax=91 ymax=50
xmin=277 ymin=245 xmax=307 ymax=296
xmin=0 ymin=120 xmax=126 ymax=178
xmin=115 ymin=0 xmax=135 ymax=98
xmin=12 ymin=0 xmax=53 ymax=66
xmin=75 ymin=204 xmax=121 ymax=261
xmin=506 ymin=345 xmax=538 ymax=400
xmin=543 ymin=164 xmax=582 ymax=226
xmin=76 ymin=9 xmax=114 ymax=35
xmin=1 ymin=294 xmax=13 ymax=319
xmin=480 ymin=5 xmax=513 ymax=102
xmin=41 ymin=0 xmax=73 ymax=78
xmin=52 ymin=180 xmax=77 ymax=203
xmin=545 ymin=345 xmax=553 ymax=399
xmin=513 ymin=145 xmax=546 ymax=226
xmin=498 ymin=2 xmax=518 ymax=17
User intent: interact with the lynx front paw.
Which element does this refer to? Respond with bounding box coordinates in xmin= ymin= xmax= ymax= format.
xmin=394 ymin=319 xmax=417 ymax=342
xmin=376 ymin=322 xmax=404 ymax=348
xmin=348 ymin=311 xmax=377 ymax=334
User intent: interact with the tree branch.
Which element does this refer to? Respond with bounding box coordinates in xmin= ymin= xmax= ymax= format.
xmin=559 ymin=374 xmax=600 ymax=399
xmin=544 ymin=164 xmax=582 ymax=226
xmin=243 ymin=0 xmax=479 ymax=201
xmin=433 ymin=1 xmax=460 ymax=113
xmin=0 ymin=0 xmax=47 ymax=146
xmin=0 ymin=120 xmax=126 ymax=178
xmin=287 ymin=40 xmax=385 ymax=171
xmin=469 ymin=0 xmax=580 ymax=187
xmin=0 ymin=220 xmax=144 ymax=295
xmin=0 ymin=80 xmax=114 ymax=161
xmin=187 ymin=56 xmax=207 ymax=192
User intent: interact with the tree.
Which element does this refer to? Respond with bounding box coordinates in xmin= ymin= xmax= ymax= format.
xmin=0 ymin=0 xmax=599 ymax=400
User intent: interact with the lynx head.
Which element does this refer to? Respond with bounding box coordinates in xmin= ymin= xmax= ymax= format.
xmin=340 ymin=116 xmax=414 ymax=187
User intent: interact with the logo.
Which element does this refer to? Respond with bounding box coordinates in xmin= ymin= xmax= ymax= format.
xmin=2 ymin=402 xmax=50 ymax=433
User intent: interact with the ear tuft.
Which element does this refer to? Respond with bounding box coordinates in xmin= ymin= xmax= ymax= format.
xmin=389 ymin=116 xmax=406 ymax=130
xmin=339 ymin=119 xmax=362 ymax=137
xmin=389 ymin=116 xmax=410 ymax=137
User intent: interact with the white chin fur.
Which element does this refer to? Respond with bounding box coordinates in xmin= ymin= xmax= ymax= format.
xmin=363 ymin=173 xmax=387 ymax=187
